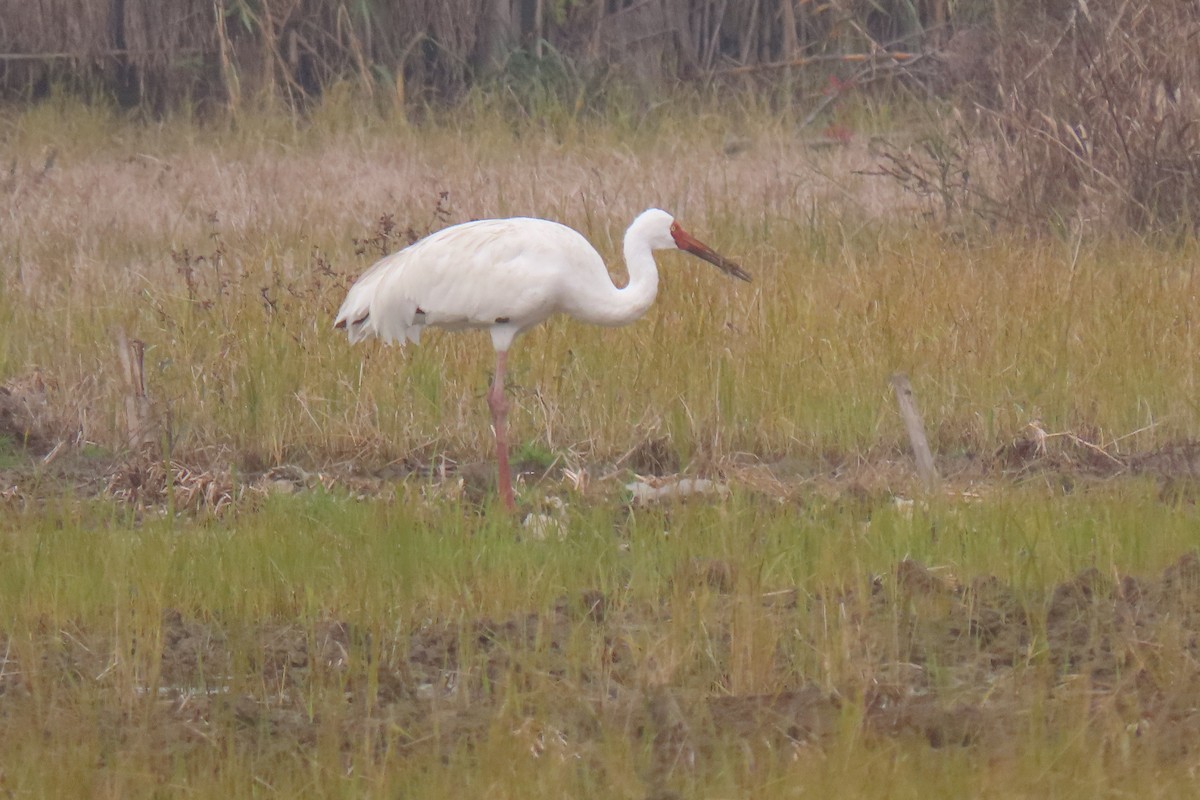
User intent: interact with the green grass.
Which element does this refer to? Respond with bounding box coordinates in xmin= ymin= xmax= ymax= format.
xmin=1 ymin=484 xmax=1199 ymax=796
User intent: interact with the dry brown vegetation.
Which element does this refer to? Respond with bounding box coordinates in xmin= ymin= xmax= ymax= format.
xmin=7 ymin=0 xmax=1199 ymax=231
xmin=5 ymin=98 xmax=1200 ymax=510
xmin=0 ymin=0 xmax=954 ymax=106
xmin=872 ymin=1 xmax=1200 ymax=233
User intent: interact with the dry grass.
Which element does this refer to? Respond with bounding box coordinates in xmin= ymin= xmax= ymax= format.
xmin=917 ymin=1 xmax=1200 ymax=232
xmin=2 ymin=101 xmax=901 ymax=465
xmin=4 ymin=100 xmax=1200 ymax=494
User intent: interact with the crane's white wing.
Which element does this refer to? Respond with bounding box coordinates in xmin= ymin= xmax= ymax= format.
xmin=334 ymin=218 xmax=605 ymax=346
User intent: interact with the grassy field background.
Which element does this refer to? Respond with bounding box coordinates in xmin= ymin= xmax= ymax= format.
xmin=4 ymin=96 xmax=1200 ymax=797
xmin=6 ymin=99 xmax=1200 ymax=470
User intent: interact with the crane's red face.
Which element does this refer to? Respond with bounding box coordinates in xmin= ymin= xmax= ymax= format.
xmin=669 ymin=221 xmax=752 ymax=282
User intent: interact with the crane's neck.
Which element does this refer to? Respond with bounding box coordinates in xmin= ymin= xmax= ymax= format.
xmin=576 ymin=229 xmax=660 ymax=327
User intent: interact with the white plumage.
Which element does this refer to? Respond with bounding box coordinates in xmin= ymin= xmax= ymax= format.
xmin=335 ymin=208 xmax=750 ymax=511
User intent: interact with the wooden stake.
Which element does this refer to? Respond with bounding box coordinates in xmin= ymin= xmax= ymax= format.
xmin=116 ymin=328 xmax=154 ymax=452
xmin=890 ymin=373 xmax=939 ymax=492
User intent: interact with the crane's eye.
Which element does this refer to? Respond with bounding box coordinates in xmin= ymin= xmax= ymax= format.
xmin=670 ymin=222 xmax=680 ymax=233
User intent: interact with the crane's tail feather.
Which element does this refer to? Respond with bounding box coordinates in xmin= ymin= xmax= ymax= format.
xmin=333 ymin=311 xmax=377 ymax=344
xmin=334 ymin=260 xmax=424 ymax=346
xmin=334 ymin=305 xmax=422 ymax=345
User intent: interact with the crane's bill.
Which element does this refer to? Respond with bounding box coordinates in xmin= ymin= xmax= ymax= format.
xmin=673 ymin=228 xmax=752 ymax=282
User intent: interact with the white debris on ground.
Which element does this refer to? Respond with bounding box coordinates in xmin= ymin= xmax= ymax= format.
xmin=254 ymin=464 xmax=313 ymax=495
xmin=522 ymin=512 xmax=567 ymax=541
xmin=624 ymin=476 xmax=730 ymax=505
xmin=893 ymin=496 xmax=915 ymax=518
xmin=522 ymin=496 xmax=568 ymax=541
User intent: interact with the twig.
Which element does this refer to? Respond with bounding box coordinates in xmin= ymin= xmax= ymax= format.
xmin=1042 ymin=432 xmax=1126 ymax=468
xmin=1108 ymin=421 xmax=1161 ymax=447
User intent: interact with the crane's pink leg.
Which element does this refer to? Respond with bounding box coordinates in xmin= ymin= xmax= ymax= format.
xmin=487 ymin=349 xmax=516 ymax=511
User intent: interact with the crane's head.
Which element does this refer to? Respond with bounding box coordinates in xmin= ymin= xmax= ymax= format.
xmin=635 ymin=208 xmax=751 ymax=282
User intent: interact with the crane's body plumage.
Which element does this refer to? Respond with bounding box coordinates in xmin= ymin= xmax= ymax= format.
xmin=336 ymin=213 xmax=666 ymax=351
xmin=334 ymin=208 xmax=749 ymax=511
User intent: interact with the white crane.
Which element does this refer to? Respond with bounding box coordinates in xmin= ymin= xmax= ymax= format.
xmin=334 ymin=208 xmax=751 ymax=511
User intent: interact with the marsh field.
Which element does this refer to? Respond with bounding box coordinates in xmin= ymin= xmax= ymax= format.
xmin=5 ymin=94 xmax=1200 ymax=797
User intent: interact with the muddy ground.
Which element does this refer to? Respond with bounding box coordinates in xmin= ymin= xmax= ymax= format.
xmin=5 ymin=554 xmax=1200 ymax=777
